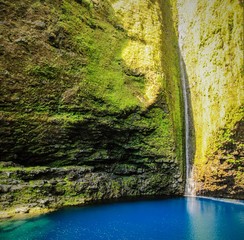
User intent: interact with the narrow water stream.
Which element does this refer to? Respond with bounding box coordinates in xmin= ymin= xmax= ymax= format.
xmin=179 ymin=45 xmax=195 ymax=196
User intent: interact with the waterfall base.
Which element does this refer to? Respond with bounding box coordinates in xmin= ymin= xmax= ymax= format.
xmin=184 ymin=177 xmax=196 ymax=196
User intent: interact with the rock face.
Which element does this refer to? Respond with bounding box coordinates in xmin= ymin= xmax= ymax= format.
xmin=178 ymin=0 xmax=244 ymax=198
xmin=0 ymin=163 xmax=183 ymax=218
xmin=0 ymin=0 xmax=184 ymax=217
xmin=1 ymin=0 xmax=242 ymax=218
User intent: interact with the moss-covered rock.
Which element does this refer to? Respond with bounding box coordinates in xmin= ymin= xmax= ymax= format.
xmin=178 ymin=0 xmax=243 ymax=198
xmin=0 ymin=0 xmax=184 ymax=217
xmin=0 ymin=162 xmax=182 ymax=219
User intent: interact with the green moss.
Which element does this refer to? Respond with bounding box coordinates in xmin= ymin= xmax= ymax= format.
xmin=0 ymin=1 xmax=185 ymax=212
xmin=111 ymin=180 xmax=121 ymax=197
xmin=159 ymin=0 xmax=184 ymax=168
xmin=25 ymin=64 xmax=61 ymax=81
xmin=58 ymin=0 xmax=143 ymax=113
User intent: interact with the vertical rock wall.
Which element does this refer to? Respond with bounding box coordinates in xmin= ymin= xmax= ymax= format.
xmin=111 ymin=0 xmax=184 ymax=175
xmin=0 ymin=0 xmax=184 ymax=218
xmin=178 ymin=0 xmax=244 ymax=198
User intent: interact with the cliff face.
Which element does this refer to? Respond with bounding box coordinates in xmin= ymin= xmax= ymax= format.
xmin=1 ymin=0 xmax=242 ymax=218
xmin=178 ymin=0 xmax=244 ymax=198
xmin=0 ymin=0 xmax=184 ymax=218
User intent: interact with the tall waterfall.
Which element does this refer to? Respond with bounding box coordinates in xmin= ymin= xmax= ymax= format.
xmin=177 ymin=0 xmax=197 ymax=196
xmin=178 ymin=45 xmax=195 ymax=196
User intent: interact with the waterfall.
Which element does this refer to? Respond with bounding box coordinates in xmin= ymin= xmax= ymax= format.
xmin=177 ymin=0 xmax=196 ymax=196
xmin=180 ymin=55 xmax=195 ymax=196
xmin=179 ymin=47 xmax=195 ymax=196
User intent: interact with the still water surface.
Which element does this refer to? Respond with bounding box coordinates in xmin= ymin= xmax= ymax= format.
xmin=0 ymin=197 xmax=244 ymax=240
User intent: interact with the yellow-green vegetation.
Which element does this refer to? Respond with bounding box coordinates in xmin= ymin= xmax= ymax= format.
xmin=158 ymin=0 xmax=184 ymax=169
xmin=0 ymin=163 xmax=180 ymax=219
xmin=0 ymin=0 xmax=184 ymax=217
xmin=178 ymin=0 xmax=243 ymax=197
xmin=110 ymin=0 xmax=184 ymax=166
xmin=0 ymin=0 xmax=183 ymax=167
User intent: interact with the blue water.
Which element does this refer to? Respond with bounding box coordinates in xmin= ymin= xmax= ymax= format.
xmin=0 ymin=197 xmax=244 ymax=240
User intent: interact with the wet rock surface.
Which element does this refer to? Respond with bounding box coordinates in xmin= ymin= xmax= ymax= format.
xmin=0 ymin=0 xmax=184 ymax=218
xmin=0 ymin=164 xmax=184 ymax=218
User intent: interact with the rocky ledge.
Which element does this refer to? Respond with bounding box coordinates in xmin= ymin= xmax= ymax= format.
xmin=0 ymin=162 xmax=183 ymax=219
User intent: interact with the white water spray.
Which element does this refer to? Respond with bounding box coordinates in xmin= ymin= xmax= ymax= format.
xmin=180 ymin=55 xmax=195 ymax=196
xmin=178 ymin=41 xmax=195 ymax=196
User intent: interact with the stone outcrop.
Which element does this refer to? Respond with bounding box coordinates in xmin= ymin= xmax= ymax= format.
xmin=0 ymin=0 xmax=184 ymax=218
xmin=0 ymin=162 xmax=183 ymax=219
xmin=0 ymin=0 xmax=243 ymax=219
xmin=178 ymin=0 xmax=243 ymax=198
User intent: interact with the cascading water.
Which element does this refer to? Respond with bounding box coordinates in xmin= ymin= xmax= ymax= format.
xmin=177 ymin=0 xmax=197 ymax=196
xmin=179 ymin=55 xmax=195 ymax=196
xmin=178 ymin=42 xmax=195 ymax=196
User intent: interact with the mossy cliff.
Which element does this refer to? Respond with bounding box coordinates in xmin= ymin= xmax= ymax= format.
xmin=0 ymin=0 xmax=184 ymax=218
xmin=1 ymin=0 xmax=242 ymax=218
xmin=178 ymin=0 xmax=244 ymax=198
